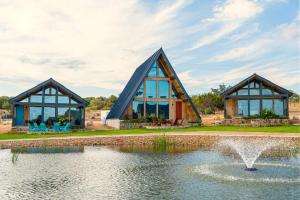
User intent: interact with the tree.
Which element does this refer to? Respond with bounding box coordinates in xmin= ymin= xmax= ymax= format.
xmin=0 ymin=96 xmax=10 ymax=110
xmin=191 ymin=84 xmax=230 ymax=114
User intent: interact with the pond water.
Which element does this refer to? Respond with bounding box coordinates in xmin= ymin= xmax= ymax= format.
xmin=0 ymin=146 xmax=299 ymax=200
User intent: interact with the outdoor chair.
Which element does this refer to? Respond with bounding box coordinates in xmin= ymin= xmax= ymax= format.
xmin=60 ymin=122 xmax=71 ymax=132
xmin=53 ymin=123 xmax=61 ymax=132
xmin=40 ymin=123 xmax=48 ymax=132
xmin=28 ymin=123 xmax=39 ymax=132
xmin=33 ymin=122 xmax=41 ymax=132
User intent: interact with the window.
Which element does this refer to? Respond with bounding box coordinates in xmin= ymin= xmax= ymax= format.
xmin=146 ymin=80 xmax=156 ymax=98
xmin=58 ymin=107 xmax=69 ymax=118
xmin=250 ymin=100 xmax=260 ymax=116
xmin=238 ymin=100 xmax=248 ymax=116
xmin=262 ymin=88 xmax=272 ymax=95
xmin=237 ymin=89 xmax=248 ymax=95
xmin=58 ymin=96 xmax=69 ymax=104
xmin=30 ymin=95 xmax=43 ymax=103
xmin=274 ymin=99 xmax=283 ymax=116
xmin=44 ymin=107 xmax=56 ymax=125
xmin=70 ymin=107 xmax=82 ymax=126
xmin=171 ymin=88 xmax=178 ymax=99
xmin=132 ymin=101 xmax=144 ymax=119
xmin=250 ymin=89 xmax=260 ymax=95
xmin=157 ymin=63 xmax=166 ymax=77
xmin=158 ymin=102 xmax=169 ymax=119
xmin=44 ymin=96 xmax=56 ymax=104
xmin=70 ymin=99 xmax=78 ymax=104
xmin=146 ymin=101 xmax=156 ymax=116
xmin=29 ymin=107 xmax=42 ymax=124
xmin=147 ymin=62 xmax=166 ymax=77
xmin=19 ymin=98 xmax=28 ymax=103
xmin=147 ymin=63 xmax=157 ymax=77
xmin=135 ymin=83 xmax=144 ymax=98
xmin=249 ymin=81 xmax=260 ymax=88
xmin=262 ymin=99 xmax=272 ymax=111
xmin=158 ymin=80 xmax=169 ymax=98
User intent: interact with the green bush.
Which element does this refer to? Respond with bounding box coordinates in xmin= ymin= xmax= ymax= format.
xmin=260 ymin=109 xmax=277 ymax=119
xmin=204 ymin=107 xmax=214 ymax=114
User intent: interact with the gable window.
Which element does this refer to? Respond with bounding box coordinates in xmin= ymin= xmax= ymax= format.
xmin=158 ymin=80 xmax=169 ymax=98
xmin=135 ymin=83 xmax=144 ymax=98
xmin=30 ymin=95 xmax=43 ymax=103
xmin=146 ymin=80 xmax=156 ymax=98
xmin=148 ymin=63 xmax=157 ymax=77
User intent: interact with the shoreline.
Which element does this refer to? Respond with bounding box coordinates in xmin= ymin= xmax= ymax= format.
xmin=1 ymin=131 xmax=300 ymax=149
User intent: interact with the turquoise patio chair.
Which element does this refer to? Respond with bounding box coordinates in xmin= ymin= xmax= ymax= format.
xmin=40 ymin=123 xmax=48 ymax=132
xmin=60 ymin=123 xmax=71 ymax=132
xmin=33 ymin=122 xmax=40 ymax=132
xmin=28 ymin=123 xmax=38 ymax=132
xmin=53 ymin=123 xmax=61 ymax=133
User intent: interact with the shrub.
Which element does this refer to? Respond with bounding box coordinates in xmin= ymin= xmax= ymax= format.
xmin=204 ymin=107 xmax=214 ymax=114
xmin=260 ymin=109 xmax=277 ymax=119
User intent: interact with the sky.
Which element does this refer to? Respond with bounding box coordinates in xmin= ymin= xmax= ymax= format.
xmin=0 ymin=0 xmax=299 ymax=97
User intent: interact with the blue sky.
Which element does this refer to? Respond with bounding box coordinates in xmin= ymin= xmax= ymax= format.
xmin=0 ymin=0 xmax=299 ymax=97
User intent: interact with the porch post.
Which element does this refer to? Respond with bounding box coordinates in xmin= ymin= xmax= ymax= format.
xmin=223 ymin=96 xmax=227 ymax=118
xmin=247 ymin=80 xmax=250 ymax=116
xmin=286 ymin=94 xmax=289 ymax=118
xmin=11 ymin=104 xmax=15 ymax=126
xmin=82 ymin=108 xmax=85 ymax=127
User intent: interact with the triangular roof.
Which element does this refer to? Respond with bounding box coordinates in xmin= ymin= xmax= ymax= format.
xmin=9 ymin=78 xmax=88 ymax=106
xmin=107 ymin=48 xmax=200 ymax=119
xmin=221 ymin=73 xmax=293 ymax=96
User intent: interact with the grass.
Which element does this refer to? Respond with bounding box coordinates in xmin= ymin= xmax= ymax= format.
xmin=0 ymin=125 xmax=299 ymax=141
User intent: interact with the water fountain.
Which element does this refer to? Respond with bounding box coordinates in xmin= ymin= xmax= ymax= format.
xmin=219 ymin=138 xmax=285 ymax=171
xmin=191 ymin=137 xmax=300 ymax=184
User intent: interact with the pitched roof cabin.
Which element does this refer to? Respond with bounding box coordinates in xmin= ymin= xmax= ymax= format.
xmin=221 ymin=73 xmax=293 ymax=118
xmin=106 ymin=48 xmax=200 ymax=124
xmin=9 ymin=78 xmax=88 ymax=127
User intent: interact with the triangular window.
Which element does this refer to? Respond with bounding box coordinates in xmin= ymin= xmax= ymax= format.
xmin=147 ymin=63 xmax=157 ymax=77
xmin=135 ymin=83 xmax=144 ymax=98
xmin=147 ymin=62 xmax=167 ymax=78
xmin=71 ymin=99 xmax=78 ymax=104
xmin=171 ymin=87 xmax=178 ymax=99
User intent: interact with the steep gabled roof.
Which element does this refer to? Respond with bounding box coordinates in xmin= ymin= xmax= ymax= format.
xmin=9 ymin=78 xmax=88 ymax=106
xmin=221 ymin=73 xmax=293 ymax=97
xmin=107 ymin=48 xmax=200 ymax=119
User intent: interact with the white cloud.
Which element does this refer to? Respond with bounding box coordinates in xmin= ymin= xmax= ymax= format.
xmin=177 ymin=70 xmax=202 ymax=87
xmin=0 ymin=0 xmax=190 ymax=96
xmin=187 ymin=0 xmax=263 ymax=50
xmin=212 ymin=15 xmax=299 ymax=62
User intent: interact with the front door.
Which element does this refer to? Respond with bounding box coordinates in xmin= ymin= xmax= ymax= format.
xmin=176 ymin=102 xmax=182 ymax=119
xmin=16 ymin=106 xmax=24 ymax=126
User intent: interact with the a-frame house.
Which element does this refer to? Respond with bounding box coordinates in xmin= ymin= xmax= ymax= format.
xmin=106 ymin=48 xmax=200 ymax=124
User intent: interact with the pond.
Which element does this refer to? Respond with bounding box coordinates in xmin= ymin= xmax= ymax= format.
xmin=0 ymin=145 xmax=299 ymax=200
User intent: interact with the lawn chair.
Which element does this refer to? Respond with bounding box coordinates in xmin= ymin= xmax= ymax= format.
xmin=33 ymin=122 xmax=40 ymax=132
xmin=53 ymin=123 xmax=61 ymax=133
xmin=28 ymin=123 xmax=38 ymax=132
xmin=60 ymin=122 xmax=71 ymax=132
xmin=40 ymin=122 xmax=48 ymax=132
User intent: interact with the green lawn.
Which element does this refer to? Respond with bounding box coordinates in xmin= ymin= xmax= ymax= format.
xmin=0 ymin=125 xmax=299 ymax=140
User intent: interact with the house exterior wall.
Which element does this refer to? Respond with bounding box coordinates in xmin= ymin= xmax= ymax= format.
xmin=225 ymin=99 xmax=237 ymax=117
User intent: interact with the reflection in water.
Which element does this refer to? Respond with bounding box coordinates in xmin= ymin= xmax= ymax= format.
xmin=0 ymin=145 xmax=298 ymax=200
xmin=11 ymin=146 xmax=84 ymax=154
